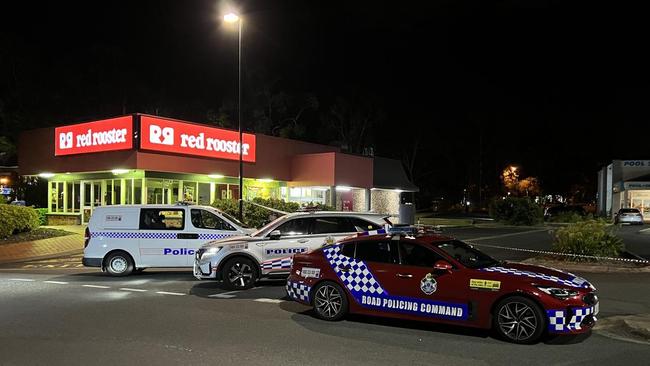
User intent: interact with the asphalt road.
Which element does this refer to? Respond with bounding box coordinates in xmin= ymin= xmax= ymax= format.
xmin=1 ymin=226 xmax=649 ymax=365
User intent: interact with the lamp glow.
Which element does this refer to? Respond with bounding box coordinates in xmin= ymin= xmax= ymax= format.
xmin=336 ymin=186 xmax=352 ymax=192
xmin=111 ymin=169 xmax=129 ymax=175
xmin=258 ymin=178 xmax=274 ymax=183
xmin=38 ymin=173 xmax=55 ymax=178
xmin=208 ymin=174 xmax=225 ymax=179
xmin=223 ymin=13 xmax=240 ymax=23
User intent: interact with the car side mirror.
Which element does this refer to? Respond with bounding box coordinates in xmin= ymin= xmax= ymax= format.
xmin=433 ymin=260 xmax=453 ymax=274
xmin=269 ymin=230 xmax=282 ymax=240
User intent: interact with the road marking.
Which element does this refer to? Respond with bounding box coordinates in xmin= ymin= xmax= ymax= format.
xmin=208 ymin=290 xmax=241 ymax=298
xmin=156 ymin=291 xmax=185 ymax=296
xmin=469 ymin=229 xmax=548 ymax=241
xmin=82 ymin=284 xmax=110 ymax=289
xmin=8 ymin=278 xmax=35 ymax=282
xmin=120 ymin=288 xmax=148 ymax=292
xmin=254 ymin=298 xmax=284 ymax=303
xmin=43 ymin=281 xmax=68 ymax=285
xmin=60 ymin=264 xmax=70 ymax=268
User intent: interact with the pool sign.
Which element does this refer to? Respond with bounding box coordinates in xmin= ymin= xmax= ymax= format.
xmin=140 ymin=116 xmax=256 ymax=162
xmin=55 ymin=116 xmax=133 ymax=156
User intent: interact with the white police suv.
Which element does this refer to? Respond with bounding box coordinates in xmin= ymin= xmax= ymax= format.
xmin=193 ymin=211 xmax=388 ymax=290
xmin=83 ymin=204 xmax=251 ymax=276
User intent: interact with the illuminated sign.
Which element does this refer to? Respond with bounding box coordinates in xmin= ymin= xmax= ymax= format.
xmin=55 ymin=116 xmax=133 ymax=156
xmin=140 ymin=116 xmax=256 ymax=162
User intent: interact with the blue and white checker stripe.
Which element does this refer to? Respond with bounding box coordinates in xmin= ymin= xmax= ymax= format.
xmin=286 ymin=280 xmax=311 ymax=303
xmin=323 ymin=245 xmax=385 ymax=295
xmin=480 ymin=266 xmax=591 ymax=288
xmin=91 ymin=232 xmax=233 ymax=240
xmin=356 ymin=229 xmax=387 ymax=237
xmin=547 ymin=306 xmax=597 ymax=332
xmin=261 ymin=257 xmax=293 ymax=270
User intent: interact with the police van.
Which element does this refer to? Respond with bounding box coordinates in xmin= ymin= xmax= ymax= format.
xmin=83 ymin=203 xmax=251 ymax=276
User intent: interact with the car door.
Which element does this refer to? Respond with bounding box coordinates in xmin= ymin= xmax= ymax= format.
xmin=257 ymin=217 xmax=315 ymax=273
xmin=189 ymin=208 xmax=240 ymax=265
xmin=138 ymin=208 xmax=192 ymax=267
xmin=351 ymin=239 xmax=471 ymax=322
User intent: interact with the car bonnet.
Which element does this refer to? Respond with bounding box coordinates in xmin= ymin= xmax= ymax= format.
xmin=478 ymin=262 xmax=594 ymax=289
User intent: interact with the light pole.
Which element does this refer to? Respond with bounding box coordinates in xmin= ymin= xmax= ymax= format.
xmin=223 ymin=12 xmax=244 ymax=220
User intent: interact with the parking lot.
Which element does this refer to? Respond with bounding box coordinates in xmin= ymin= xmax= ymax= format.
xmin=1 ymin=226 xmax=649 ymax=365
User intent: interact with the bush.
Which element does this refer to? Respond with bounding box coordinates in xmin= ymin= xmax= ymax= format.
xmin=211 ymin=197 xmax=333 ymax=228
xmin=489 ymin=197 xmax=543 ymax=226
xmin=35 ymin=208 xmax=48 ymax=226
xmin=0 ymin=205 xmax=40 ymax=238
xmin=552 ymin=219 xmax=623 ymax=259
xmin=548 ymin=211 xmax=592 ymax=223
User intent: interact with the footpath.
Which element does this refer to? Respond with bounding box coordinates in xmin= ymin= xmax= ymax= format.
xmin=0 ymin=225 xmax=84 ymax=265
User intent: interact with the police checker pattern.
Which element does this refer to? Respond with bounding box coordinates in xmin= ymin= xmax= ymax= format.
xmin=547 ymin=306 xmax=597 ymax=332
xmin=91 ymin=232 xmax=234 ymax=240
xmin=480 ymin=266 xmax=591 ymax=288
xmin=322 ymin=244 xmax=468 ymax=320
xmin=261 ymin=257 xmax=293 ymax=270
xmin=286 ymin=280 xmax=311 ymax=302
xmin=323 ymin=245 xmax=385 ymax=295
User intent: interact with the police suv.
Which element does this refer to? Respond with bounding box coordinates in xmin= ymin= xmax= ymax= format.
xmin=83 ymin=204 xmax=251 ymax=276
xmin=193 ymin=211 xmax=388 ymax=290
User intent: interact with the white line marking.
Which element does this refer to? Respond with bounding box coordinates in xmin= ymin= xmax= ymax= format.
xmin=43 ymin=281 xmax=68 ymax=285
xmin=60 ymin=264 xmax=70 ymax=268
xmin=120 ymin=288 xmax=147 ymax=292
xmin=156 ymin=291 xmax=185 ymax=296
xmin=254 ymin=298 xmax=284 ymax=303
xmin=208 ymin=290 xmax=241 ymax=298
xmin=9 ymin=278 xmax=35 ymax=282
xmin=82 ymin=284 xmax=110 ymax=289
xmin=469 ymin=229 xmax=548 ymax=241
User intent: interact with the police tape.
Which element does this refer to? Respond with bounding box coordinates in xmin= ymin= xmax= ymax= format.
xmin=465 ymin=241 xmax=650 ymax=265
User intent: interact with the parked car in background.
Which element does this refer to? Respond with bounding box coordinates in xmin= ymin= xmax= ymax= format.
xmin=543 ymin=205 xmax=587 ymax=221
xmin=614 ymin=208 xmax=644 ymax=225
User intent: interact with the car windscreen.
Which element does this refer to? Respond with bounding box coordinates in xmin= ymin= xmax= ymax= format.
xmin=218 ymin=210 xmax=250 ymax=228
xmin=251 ymin=215 xmax=287 ymax=237
xmin=436 ymin=240 xmax=501 ymax=269
xmin=620 ymin=208 xmax=640 ymax=213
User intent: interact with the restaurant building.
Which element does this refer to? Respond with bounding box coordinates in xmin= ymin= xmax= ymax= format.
xmin=18 ymin=114 xmax=417 ymax=224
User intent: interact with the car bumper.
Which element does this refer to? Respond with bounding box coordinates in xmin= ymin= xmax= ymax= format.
xmin=286 ymin=274 xmax=314 ymax=305
xmin=82 ymin=257 xmax=102 ymax=268
xmin=547 ymin=302 xmax=599 ymax=334
xmin=193 ymin=260 xmax=219 ymax=280
xmin=618 ymin=217 xmax=644 ymax=224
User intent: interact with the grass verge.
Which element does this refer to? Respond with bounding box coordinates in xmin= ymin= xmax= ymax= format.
xmin=0 ymin=228 xmax=76 ymax=246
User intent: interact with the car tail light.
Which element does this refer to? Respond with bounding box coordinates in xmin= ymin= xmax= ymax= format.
xmin=84 ymin=227 xmax=91 ymax=248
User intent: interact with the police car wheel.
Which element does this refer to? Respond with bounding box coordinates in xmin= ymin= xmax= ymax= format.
xmin=493 ymin=296 xmax=545 ymax=344
xmin=105 ymin=251 xmax=134 ymax=277
xmin=313 ymin=282 xmax=348 ymax=321
xmin=222 ymin=257 xmax=257 ymax=290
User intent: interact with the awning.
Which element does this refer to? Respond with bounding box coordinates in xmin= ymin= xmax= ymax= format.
xmin=372 ymin=157 xmax=418 ymax=192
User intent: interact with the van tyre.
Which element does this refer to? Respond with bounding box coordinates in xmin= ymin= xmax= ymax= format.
xmin=493 ymin=296 xmax=546 ymax=344
xmin=222 ymin=257 xmax=257 ymax=290
xmin=312 ymin=281 xmax=348 ymax=321
xmin=104 ymin=251 xmax=134 ymax=277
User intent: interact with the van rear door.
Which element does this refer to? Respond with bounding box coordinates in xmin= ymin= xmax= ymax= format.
xmin=138 ymin=208 xmax=192 ymax=267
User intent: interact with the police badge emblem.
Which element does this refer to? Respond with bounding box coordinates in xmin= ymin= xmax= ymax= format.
xmin=323 ymin=236 xmax=335 ymax=246
xmin=420 ymin=273 xmax=437 ymax=295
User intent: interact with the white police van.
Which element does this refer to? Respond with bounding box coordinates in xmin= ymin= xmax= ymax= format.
xmin=83 ymin=203 xmax=251 ymax=276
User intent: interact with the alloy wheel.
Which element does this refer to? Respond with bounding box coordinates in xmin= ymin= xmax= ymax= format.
xmin=315 ymin=284 xmax=343 ymax=318
xmin=110 ymin=257 xmax=128 ymax=273
xmin=227 ymin=262 xmax=253 ymax=288
xmin=497 ymin=301 xmax=538 ymax=341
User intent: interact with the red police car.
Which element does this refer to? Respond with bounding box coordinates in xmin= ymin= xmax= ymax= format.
xmin=286 ymin=230 xmax=599 ymax=344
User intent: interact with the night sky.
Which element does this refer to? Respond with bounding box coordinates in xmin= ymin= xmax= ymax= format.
xmin=1 ymin=0 xmax=648 ymax=205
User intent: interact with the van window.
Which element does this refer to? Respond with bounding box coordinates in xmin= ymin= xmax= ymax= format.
xmin=191 ymin=209 xmax=236 ymax=231
xmin=140 ymin=209 xmax=185 ymax=230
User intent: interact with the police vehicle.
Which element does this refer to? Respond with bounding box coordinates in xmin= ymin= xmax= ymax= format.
xmin=83 ymin=203 xmax=251 ymax=276
xmin=287 ymin=230 xmax=599 ymax=344
xmin=193 ymin=211 xmax=387 ymax=290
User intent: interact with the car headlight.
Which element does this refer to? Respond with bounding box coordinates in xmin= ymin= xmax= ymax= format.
xmin=206 ymin=247 xmax=221 ymax=255
xmin=535 ymin=285 xmax=579 ymax=300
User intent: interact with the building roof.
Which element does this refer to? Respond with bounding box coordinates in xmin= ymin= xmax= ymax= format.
xmin=372 ymin=157 xmax=418 ymax=192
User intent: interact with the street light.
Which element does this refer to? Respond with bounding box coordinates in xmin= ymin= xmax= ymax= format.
xmin=223 ymin=12 xmax=244 ymax=220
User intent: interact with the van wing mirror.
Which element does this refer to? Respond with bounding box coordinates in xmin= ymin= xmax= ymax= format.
xmin=269 ymin=230 xmax=282 ymax=240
